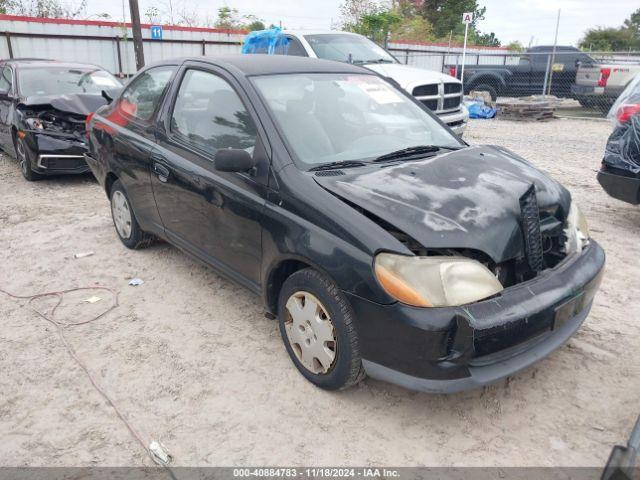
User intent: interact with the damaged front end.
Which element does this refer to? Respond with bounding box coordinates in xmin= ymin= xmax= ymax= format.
xmin=599 ymin=77 xmax=640 ymax=205
xmin=17 ymin=93 xmax=109 ymax=175
xmin=314 ymin=146 xmax=605 ymax=391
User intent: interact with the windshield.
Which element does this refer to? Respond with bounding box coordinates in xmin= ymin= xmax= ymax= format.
xmin=304 ymin=34 xmax=396 ymax=65
xmin=18 ymin=67 xmax=121 ymax=97
xmin=252 ymin=73 xmax=462 ymax=168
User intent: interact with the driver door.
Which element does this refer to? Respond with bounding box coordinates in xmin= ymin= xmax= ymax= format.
xmin=151 ymin=64 xmax=270 ymax=290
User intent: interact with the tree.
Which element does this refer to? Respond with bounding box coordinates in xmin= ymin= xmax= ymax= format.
xmin=473 ymin=31 xmax=500 ymax=47
xmin=505 ymin=40 xmax=524 ymax=52
xmin=579 ymin=8 xmax=640 ymax=51
xmin=417 ymin=0 xmax=485 ymax=39
xmin=4 ymin=0 xmax=87 ymax=18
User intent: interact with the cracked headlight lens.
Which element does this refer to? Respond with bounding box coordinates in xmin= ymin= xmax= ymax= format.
xmin=24 ymin=117 xmax=44 ymax=130
xmin=374 ymin=253 xmax=504 ymax=308
xmin=564 ymin=202 xmax=590 ymax=254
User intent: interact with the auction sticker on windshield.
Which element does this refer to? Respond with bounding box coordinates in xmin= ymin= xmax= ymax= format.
xmin=345 ymin=76 xmax=404 ymax=104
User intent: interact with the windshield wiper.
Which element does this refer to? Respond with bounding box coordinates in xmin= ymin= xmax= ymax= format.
xmin=373 ymin=145 xmax=462 ymax=163
xmin=308 ymin=160 xmax=369 ymax=171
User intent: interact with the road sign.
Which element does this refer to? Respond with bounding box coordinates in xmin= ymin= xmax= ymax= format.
xmin=150 ymin=25 xmax=163 ymax=40
xmin=462 ymin=12 xmax=473 ymax=24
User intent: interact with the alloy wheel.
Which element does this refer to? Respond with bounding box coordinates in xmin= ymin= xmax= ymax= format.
xmin=16 ymin=138 xmax=28 ymax=175
xmin=111 ymin=190 xmax=133 ymax=239
xmin=284 ymin=291 xmax=337 ymax=374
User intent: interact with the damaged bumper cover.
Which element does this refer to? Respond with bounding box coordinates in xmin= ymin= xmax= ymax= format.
xmin=347 ymin=241 xmax=605 ymax=393
xmin=24 ymin=131 xmax=89 ymax=175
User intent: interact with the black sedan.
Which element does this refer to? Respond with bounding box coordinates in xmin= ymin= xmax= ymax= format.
xmin=0 ymin=59 xmax=121 ymax=181
xmin=85 ymin=55 xmax=605 ymax=393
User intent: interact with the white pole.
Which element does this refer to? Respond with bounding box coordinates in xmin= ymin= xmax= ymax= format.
xmin=461 ymin=22 xmax=469 ymax=86
xmin=547 ymin=8 xmax=561 ymax=95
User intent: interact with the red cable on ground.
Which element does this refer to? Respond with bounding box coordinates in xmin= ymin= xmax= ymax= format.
xmin=0 ymin=285 xmax=167 ymax=466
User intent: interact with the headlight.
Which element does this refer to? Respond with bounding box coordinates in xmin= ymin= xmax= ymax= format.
xmin=25 ymin=117 xmax=44 ymax=130
xmin=564 ymin=202 xmax=590 ymax=254
xmin=374 ymin=253 xmax=503 ymax=308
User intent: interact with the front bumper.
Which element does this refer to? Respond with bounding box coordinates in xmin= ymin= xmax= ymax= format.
xmin=437 ymin=108 xmax=468 ymax=136
xmin=348 ymin=241 xmax=605 ymax=393
xmin=24 ymin=131 xmax=89 ymax=175
xmin=598 ymin=168 xmax=640 ymax=205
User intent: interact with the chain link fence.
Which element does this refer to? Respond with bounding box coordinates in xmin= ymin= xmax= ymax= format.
xmin=387 ymin=46 xmax=640 ymax=115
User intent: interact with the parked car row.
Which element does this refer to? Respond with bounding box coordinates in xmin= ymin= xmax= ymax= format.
xmin=2 ymin=50 xmax=627 ymax=395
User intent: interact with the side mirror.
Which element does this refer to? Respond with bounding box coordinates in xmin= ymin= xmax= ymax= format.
xmin=0 ymin=90 xmax=11 ymax=100
xmin=575 ymin=60 xmax=582 ymax=68
xmin=214 ymin=148 xmax=256 ymax=173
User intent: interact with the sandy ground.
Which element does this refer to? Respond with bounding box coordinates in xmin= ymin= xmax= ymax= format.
xmin=1 ymin=117 xmax=639 ymax=468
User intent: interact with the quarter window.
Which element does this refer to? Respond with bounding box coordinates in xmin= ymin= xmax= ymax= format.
xmin=117 ymin=66 xmax=175 ymax=122
xmin=171 ymin=69 xmax=257 ymax=157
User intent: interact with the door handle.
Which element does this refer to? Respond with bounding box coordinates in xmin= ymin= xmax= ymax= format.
xmin=152 ymin=162 xmax=170 ymax=183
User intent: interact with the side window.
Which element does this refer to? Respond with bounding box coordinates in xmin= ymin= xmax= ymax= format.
xmin=0 ymin=66 xmax=12 ymax=93
xmin=170 ymin=69 xmax=257 ymax=158
xmin=117 ymin=66 xmax=175 ymax=122
xmin=283 ymin=37 xmax=308 ymax=57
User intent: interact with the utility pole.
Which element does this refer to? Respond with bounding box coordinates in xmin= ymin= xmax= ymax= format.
xmin=128 ymin=0 xmax=145 ymax=70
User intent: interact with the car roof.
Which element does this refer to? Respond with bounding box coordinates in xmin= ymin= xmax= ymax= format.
xmin=284 ymin=30 xmax=362 ymax=37
xmin=169 ymin=54 xmax=373 ymax=76
xmin=5 ymin=58 xmax=105 ymax=70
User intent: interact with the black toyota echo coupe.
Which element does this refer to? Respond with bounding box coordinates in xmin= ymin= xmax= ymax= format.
xmin=84 ymin=55 xmax=605 ymax=393
xmin=0 ymin=59 xmax=121 ymax=181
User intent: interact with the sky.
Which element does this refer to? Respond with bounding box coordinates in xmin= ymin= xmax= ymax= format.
xmin=85 ymin=0 xmax=639 ymax=47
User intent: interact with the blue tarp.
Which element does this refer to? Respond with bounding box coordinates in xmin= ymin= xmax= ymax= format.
xmin=464 ymin=99 xmax=497 ymax=119
xmin=241 ymin=28 xmax=290 ymax=55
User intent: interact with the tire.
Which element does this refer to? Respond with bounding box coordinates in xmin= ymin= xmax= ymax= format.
xmin=109 ymin=179 xmax=155 ymax=249
xmin=277 ymin=268 xmax=366 ymax=390
xmin=14 ymin=136 xmax=42 ymax=182
xmin=470 ymin=83 xmax=498 ymax=101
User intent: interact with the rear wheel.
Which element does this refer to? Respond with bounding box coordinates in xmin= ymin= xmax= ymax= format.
xmin=14 ymin=136 xmax=42 ymax=181
xmin=110 ymin=180 xmax=155 ymax=249
xmin=278 ymin=268 xmax=365 ymax=390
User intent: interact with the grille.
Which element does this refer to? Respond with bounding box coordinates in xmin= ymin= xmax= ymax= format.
xmin=412 ymin=84 xmax=438 ymax=96
xmin=444 ymin=83 xmax=462 ymax=94
xmin=421 ymin=99 xmax=439 ymax=111
xmin=314 ymin=170 xmax=345 ymax=176
xmin=443 ymin=97 xmax=462 ymax=110
xmin=520 ymin=185 xmax=544 ymax=273
xmin=43 ymin=157 xmax=86 ymax=170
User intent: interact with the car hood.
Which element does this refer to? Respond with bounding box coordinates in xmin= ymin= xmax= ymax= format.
xmin=313 ymin=145 xmax=571 ymax=263
xmin=365 ymin=63 xmax=459 ymax=89
xmin=18 ymin=92 xmax=117 ymax=116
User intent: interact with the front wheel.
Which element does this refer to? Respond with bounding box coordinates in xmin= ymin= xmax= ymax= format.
xmin=14 ymin=136 xmax=42 ymax=181
xmin=278 ymin=268 xmax=365 ymax=390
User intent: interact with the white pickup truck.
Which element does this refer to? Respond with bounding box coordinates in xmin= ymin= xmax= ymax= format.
xmin=249 ymin=30 xmax=469 ymax=136
xmin=572 ymin=59 xmax=640 ymax=110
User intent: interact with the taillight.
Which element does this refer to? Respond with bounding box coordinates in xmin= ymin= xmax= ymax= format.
xmin=449 ymin=67 xmax=456 ymax=77
xmin=597 ymin=68 xmax=611 ymax=87
xmin=616 ymin=104 xmax=640 ymax=123
xmin=85 ymin=112 xmax=95 ymax=139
